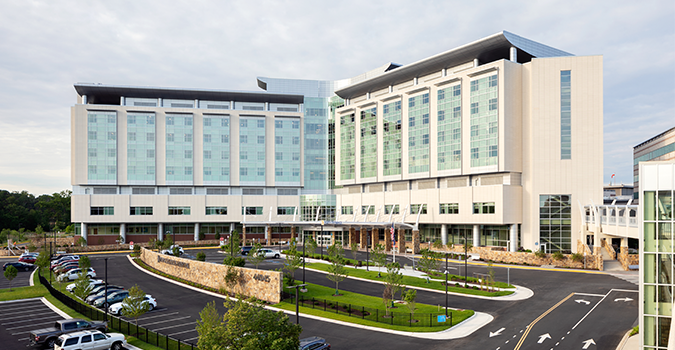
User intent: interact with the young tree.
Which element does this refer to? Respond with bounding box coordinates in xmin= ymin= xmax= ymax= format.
xmin=34 ymin=251 xmax=50 ymax=272
xmin=79 ymin=255 xmax=91 ymax=270
xmin=219 ymin=296 xmax=302 ymax=350
xmin=349 ymin=241 xmax=359 ymax=267
xmin=73 ymin=274 xmax=95 ymax=300
xmin=403 ymin=288 xmax=417 ymax=321
xmin=487 ymin=261 xmax=496 ymax=292
xmin=223 ymin=230 xmax=241 ymax=257
xmin=196 ymin=301 xmax=225 ymax=350
xmin=419 ymin=248 xmax=441 ymax=274
xmin=305 ymin=236 xmax=318 ymax=257
xmin=326 ymin=243 xmax=348 ymax=296
xmin=371 ymin=243 xmax=387 ymax=277
xmin=383 ymin=284 xmax=394 ymax=317
xmin=4 ymin=265 xmax=17 ymax=291
xmin=248 ymin=242 xmax=266 ymax=269
xmin=383 ymin=262 xmax=404 ymax=304
xmin=283 ymin=237 xmax=303 ymax=286
xmin=121 ymin=285 xmax=152 ymax=325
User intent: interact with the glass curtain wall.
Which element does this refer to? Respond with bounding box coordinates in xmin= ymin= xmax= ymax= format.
xmin=437 ymin=84 xmax=462 ymax=170
xmin=469 ymin=74 xmax=498 ymax=167
xmin=127 ymin=113 xmax=155 ymax=183
xmin=87 ymin=111 xmax=117 ymax=183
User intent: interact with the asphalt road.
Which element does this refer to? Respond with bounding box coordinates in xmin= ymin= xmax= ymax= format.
xmin=95 ymin=247 xmax=637 ymax=350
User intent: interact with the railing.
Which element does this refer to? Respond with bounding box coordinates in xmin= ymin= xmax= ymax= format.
xmin=39 ymin=272 xmax=196 ymax=350
xmin=287 ymin=294 xmax=452 ymax=328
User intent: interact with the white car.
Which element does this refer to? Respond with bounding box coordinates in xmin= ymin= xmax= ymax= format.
xmin=108 ymin=294 xmax=157 ymax=315
xmin=66 ymin=279 xmax=103 ymax=293
xmin=256 ymin=248 xmax=281 ymax=259
xmin=55 ymin=330 xmax=126 ymax=350
xmin=161 ymin=245 xmax=185 ymax=256
xmin=57 ymin=267 xmax=96 ymax=282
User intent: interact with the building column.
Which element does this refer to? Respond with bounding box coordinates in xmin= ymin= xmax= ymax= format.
xmin=412 ymin=229 xmax=420 ymax=254
xmin=291 ymin=226 xmax=296 ymax=242
xmin=349 ymin=227 xmax=357 ymax=247
xmin=360 ymin=227 xmax=368 ymax=249
xmin=473 ymin=224 xmax=480 ymax=247
xmin=441 ymin=224 xmax=448 ymax=246
xmin=509 ymin=224 xmax=517 ymax=252
xmin=194 ymin=223 xmax=200 ymax=241
xmin=120 ymin=224 xmax=126 ymax=244
xmin=372 ymin=228 xmax=379 ymax=248
xmin=242 ymin=226 xmax=247 ymax=245
xmin=265 ymin=226 xmax=270 ymax=245
xmin=330 ymin=232 xmax=335 ymax=246
xmin=384 ymin=227 xmax=392 ymax=251
xmin=398 ymin=228 xmax=406 ymax=253
xmin=158 ymin=223 xmax=164 ymax=241
xmin=81 ymin=223 xmax=87 ymax=242
xmin=230 ymin=223 xmax=235 ymax=234
xmin=510 ymin=46 xmax=517 ymax=62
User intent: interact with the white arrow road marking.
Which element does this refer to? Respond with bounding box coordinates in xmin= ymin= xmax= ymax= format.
xmin=582 ymin=339 xmax=596 ymax=349
xmin=537 ymin=333 xmax=551 ymax=344
xmin=614 ymin=297 xmax=633 ymax=302
xmin=575 ymin=299 xmax=590 ymax=305
xmin=489 ymin=327 xmax=505 ymax=337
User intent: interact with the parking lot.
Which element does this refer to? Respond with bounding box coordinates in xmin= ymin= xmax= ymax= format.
xmin=0 ymin=263 xmax=35 ymax=290
xmin=0 ymin=298 xmax=68 ymax=349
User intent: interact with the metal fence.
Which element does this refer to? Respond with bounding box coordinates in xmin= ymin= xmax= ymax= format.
xmin=287 ymin=294 xmax=452 ymax=328
xmin=39 ymin=273 xmax=196 ymax=350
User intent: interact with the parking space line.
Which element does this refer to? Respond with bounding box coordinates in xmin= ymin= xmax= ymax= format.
xmin=168 ymin=328 xmax=198 ymax=336
xmin=183 ymin=336 xmax=199 ymax=342
xmin=6 ymin=320 xmax=60 ymax=330
xmin=153 ymin=322 xmax=195 ymax=332
xmin=1 ymin=312 xmax=55 ymax=320
xmin=136 ymin=312 xmax=180 ymax=322
xmin=0 ymin=307 xmax=52 ymax=317
xmin=17 ymin=337 xmax=29 ymax=341
xmin=142 ymin=316 xmax=191 ymax=327
xmin=2 ymin=315 xmax=60 ymax=326
xmin=0 ymin=304 xmax=49 ymax=313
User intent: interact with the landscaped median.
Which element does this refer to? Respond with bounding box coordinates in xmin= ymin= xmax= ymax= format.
xmin=304 ymin=262 xmax=515 ymax=297
xmin=276 ymin=282 xmax=474 ymax=332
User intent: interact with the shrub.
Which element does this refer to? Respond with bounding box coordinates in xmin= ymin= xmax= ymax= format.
xmin=534 ymin=250 xmax=546 ymax=258
xmin=552 ymin=251 xmax=565 ymax=260
xmin=223 ymin=256 xmax=246 ymax=267
xmin=432 ymin=240 xmax=443 ymax=249
xmin=214 ymin=232 xmax=221 ymax=240
xmin=133 ymin=244 xmax=141 ymax=254
xmin=198 ymin=232 xmax=205 ymax=240
xmin=196 ymin=252 xmax=206 ymax=261
xmin=571 ymin=253 xmax=584 ymax=262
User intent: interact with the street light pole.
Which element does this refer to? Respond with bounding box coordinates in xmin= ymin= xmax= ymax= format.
xmin=49 ymin=242 xmax=52 ymax=283
xmin=302 ymin=232 xmax=306 ymax=285
xmin=286 ymin=284 xmax=307 ymax=324
xmin=445 ymin=253 xmax=448 ymax=317
xmin=366 ymin=231 xmax=370 ymax=271
xmin=104 ymin=258 xmax=108 ymax=323
xmin=464 ymin=231 xmax=468 ymax=287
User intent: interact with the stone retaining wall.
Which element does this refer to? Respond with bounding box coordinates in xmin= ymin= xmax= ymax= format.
xmin=601 ymin=238 xmax=617 ymax=260
xmin=619 ymin=247 xmax=640 ymax=271
xmin=140 ymin=247 xmax=281 ymax=303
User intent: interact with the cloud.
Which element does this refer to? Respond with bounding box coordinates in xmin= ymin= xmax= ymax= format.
xmin=0 ymin=0 xmax=673 ymax=194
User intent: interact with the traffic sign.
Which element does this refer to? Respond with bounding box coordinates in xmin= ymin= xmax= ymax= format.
xmin=437 ymin=315 xmax=446 ymax=323
xmin=129 ymin=241 xmax=134 ymax=250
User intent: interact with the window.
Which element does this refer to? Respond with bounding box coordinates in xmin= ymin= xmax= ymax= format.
xmin=167 ymin=117 xmax=174 ymax=125
xmin=128 ymin=132 xmax=136 ymax=141
xmin=204 ymin=150 xmax=211 ymax=159
xmin=440 ymin=203 xmax=459 ymax=214
xmin=410 ymin=204 xmax=427 ymax=215
xmin=341 ymin=206 xmax=353 ymax=215
xmin=361 ymin=206 xmax=375 ymax=215
xmin=275 ymin=120 xmax=283 ymax=128
xmin=384 ymin=204 xmax=399 ymax=215
xmin=561 ymin=70 xmax=572 ymax=160
xmin=473 ymin=202 xmax=495 ymax=214
xmin=206 ymin=207 xmax=227 ymax=215
xmin=81 ymin=335 xmax=92 ymax=343
xmin=257 ymin=120 xmax=265 ymax=128
xmin=222 ymin=135 xmax=229 ymax=143
xmin=277 ymin=206 xmax=295 ymax=215
xmin=130 ymin=207 xmax=153 ymax=215
xmin=242 ymin=206 xmax=263 ymax=215
xmin=241 ymin=135 xmax=248 ymax=143
xmin=292 ymin=137 xmax=300 ymax=145
xmin=204 ymin=134 xmax=211 ymax=143
xmin=169 ymin=206 xmax=191 ymax=215
xmin=185 ymin=133 xmax=192 ymax=142
xmin=276 ymin=136 xmax=283 ymax=144
xmin=147 ymin=133 xmax=155 ymax=142
xmin=258 ymin=135 xmax=265 ymax=144
xmin=88 ymin=131 xmax=97 ymax=140
xmin=90 ymin=207 xmax=114 ymax=215
xmin=185 ymin=150 xmax=192 ymax=159
xmin=167 ymin=133 xmax=174 ymax=142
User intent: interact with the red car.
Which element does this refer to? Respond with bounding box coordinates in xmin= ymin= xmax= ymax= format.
xmin=19 ymin=256 xmax=37 ymax=264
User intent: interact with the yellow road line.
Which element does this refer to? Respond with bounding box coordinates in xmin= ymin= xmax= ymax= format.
xmin=513 ymin=292 xmax=575 ymax=349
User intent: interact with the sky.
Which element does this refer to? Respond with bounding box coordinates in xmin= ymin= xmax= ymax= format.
xmin=0 ymin=0 xmax=673 ymax=196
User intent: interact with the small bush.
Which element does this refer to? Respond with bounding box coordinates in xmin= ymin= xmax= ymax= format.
xmin=196 ymin=252 xmax=206 ymax=261
xmin=534 ymin=250 xmax=546 ymax=258
xmin=198 ymin=232 xmax=205 ymax=240
xmin=552 ymin=251 xmax=565 ymax=260
xmin=630 ymin=325 xmax=639 ymax=336
xmin=214 ymin=232 xmax=220 ymax=240
xmin=223 ymin=256 xmax=245 ymax=267
xmin=571 ymin=253 xmax=584 ymax=262
xmin=432 ymin=240 xmax=443 ymax=249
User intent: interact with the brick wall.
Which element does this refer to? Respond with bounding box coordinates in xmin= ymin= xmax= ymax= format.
xmin=140 ymin=247 xmax=282 ymax=303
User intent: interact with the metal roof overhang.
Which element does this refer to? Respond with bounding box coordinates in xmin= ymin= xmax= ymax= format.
xmin=241 ymin=220 xmax=415 ymax=230
xmin=74 ymin=84 xmax=304 ymax=104
xmin=335 ymin=31 xmax=572 ymax=100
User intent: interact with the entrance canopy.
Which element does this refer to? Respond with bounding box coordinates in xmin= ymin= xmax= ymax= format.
xmin=241 ymin=220 xmax=415 ymax=231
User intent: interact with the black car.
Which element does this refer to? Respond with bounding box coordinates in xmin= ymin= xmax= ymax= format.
xmin=299 ymin=336 xmax=330 ymax=350
xmin=240 ymin=246 xmax=253 ymax=256
xmin=3 ymin=261 xmax=34 ymax=271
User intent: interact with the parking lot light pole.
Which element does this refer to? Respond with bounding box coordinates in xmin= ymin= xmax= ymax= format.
xmin=464 ymin=232 xmax=468 ymax=287
xmin=104 ymin=258 xmax=108 ymax=323
xmin=49 ymin=242 xmax=52 ymax=283
xmin=445 ymin=253 xmax=448 ymax=317
xmin=302 ymin=232 xmax=306 ymax=285
xmin=366 ymin=232 xmax=369 ymax=271
xmin=286 ymin=284 xmax=307 ymax=324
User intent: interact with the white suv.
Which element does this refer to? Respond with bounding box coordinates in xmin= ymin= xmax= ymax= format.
xmin=54 ymin=330 xmax=126 ymax=350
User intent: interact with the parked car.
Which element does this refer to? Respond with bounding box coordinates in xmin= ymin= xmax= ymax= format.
xmin=85 ymin=286 xmax=124 ymax=304
xmin=54 ymin=263 xmax=82 ymax=275
xmin=240 ymin=246 xmax=253 ymax=256
xmin=50 ymin=253 xmax=75 ymax=261
xmin=19 ymin=255 xmax=37 ymax=264
xmin=51 ymin=256 xmax=79 ymax=269
xmin=54 ymin=330 xmax=125 ymax=350
xmin=29 ymin=318 xmax=107 ymax=349
xmin=108 ymin=294 xmax=157 ymax=315
xmin=94 ymin=290 xmax=130 ymax=308
xmin=52 ymin=260 xmax=79 ymax=272
xmin=66 ymin=279 xmax=104 ymax=293
xmin=256 ymin=248 xmax=281 ymax=259
xmin=299 ymin=336 xmax=331 ymax=350
xmin=20 ymin=252 xmax=39 ymax=259
xmin=3 ymin=261 xmax=35 ymax=271
xmin=57 ymin=268 xmax=96 ymax=282
xmin=161 ymin=245 xmax=185 ymax=256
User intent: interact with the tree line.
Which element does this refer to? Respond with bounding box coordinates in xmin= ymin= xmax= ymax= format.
xmin=0 ymin=189 xmax=72 ymax=244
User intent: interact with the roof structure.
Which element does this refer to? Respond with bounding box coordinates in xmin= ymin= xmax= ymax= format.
xmin=74 ymin=83 xmax=304 ymax=105
xmin=335 ymin=31 xmax=573 ymax=99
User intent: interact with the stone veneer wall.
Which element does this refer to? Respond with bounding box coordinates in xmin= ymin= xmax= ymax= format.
xmin=618 ymin=246 xmax=640 ymax=271
xmin=140 ymin=247 xmax=281 ymax=303
xmin=601 ymin=238 xmax=617 ymax=260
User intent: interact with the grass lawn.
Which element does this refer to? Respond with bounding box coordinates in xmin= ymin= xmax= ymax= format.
xmin=276 ymin=282 xmax=474 ymax=332
xmin=306 ymin=263 xmax=513 ymax=297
